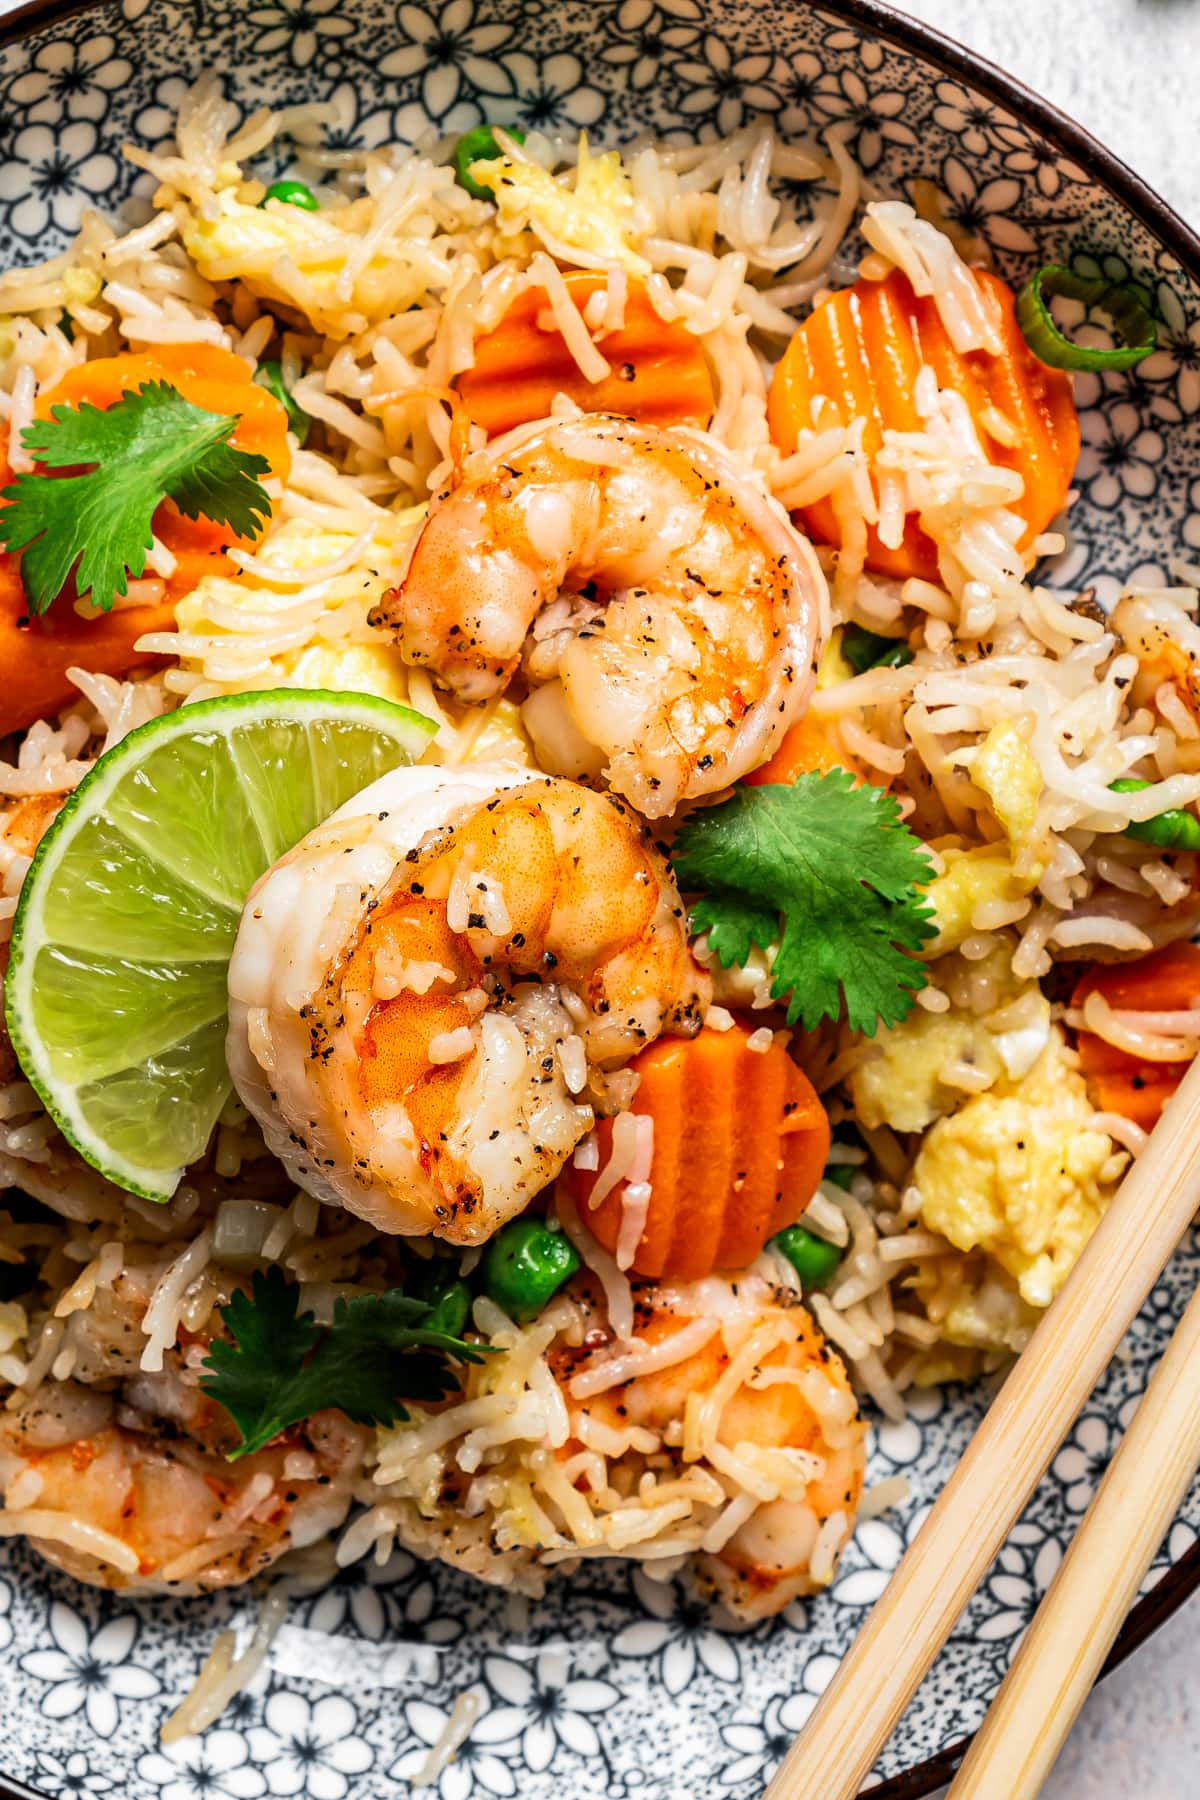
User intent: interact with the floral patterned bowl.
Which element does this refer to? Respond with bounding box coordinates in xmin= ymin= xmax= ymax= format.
xmin=0 ymin=1 xmax=1199 ymax=1796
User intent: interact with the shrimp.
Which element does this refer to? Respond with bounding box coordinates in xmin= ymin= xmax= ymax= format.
xmin=371 ymin=414 xmax=829 ymax=817
xmin=227 ymin=762 xmax=708 ymax=1243
xmin=557 ymin=1270 xmax=866 ymax=1619
xmin=0 ymin=1248 xmax=365 ymax=1593
xmin=366 ymin=1264 xmax=864 ymax=1620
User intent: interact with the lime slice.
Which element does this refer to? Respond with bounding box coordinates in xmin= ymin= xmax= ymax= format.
xmin=7 ymin=688 xmax=437 ymax=1202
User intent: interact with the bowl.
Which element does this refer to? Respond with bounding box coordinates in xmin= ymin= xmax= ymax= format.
xmin=0 ymin=1 xmax=1198 ymax=1796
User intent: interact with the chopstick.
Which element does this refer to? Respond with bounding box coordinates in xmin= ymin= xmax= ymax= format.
xmin=763 ymin=1053 xmax=1200 ymax=1800
xmin=948 ymin=1270 xmax=1200 ymax=1799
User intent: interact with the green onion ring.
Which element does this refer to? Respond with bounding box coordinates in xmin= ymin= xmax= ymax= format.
xmin=1016 ymin=264 xmax=1157 ymax=372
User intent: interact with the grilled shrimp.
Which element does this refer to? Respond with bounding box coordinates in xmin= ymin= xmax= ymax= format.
xmin=372 ymin=415 xmax=829 ymax=817
xmin=227 ymin=763 xmax=708 ymax=1243
xmin=0 ymin=1251 xmax=365 ymax=1593
xmin=557 ymin=1270 xmax=866 ymax=1619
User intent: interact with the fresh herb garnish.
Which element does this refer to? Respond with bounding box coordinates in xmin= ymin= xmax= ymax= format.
xmin=0 ymin=381 xmax=273 ymax=617
xmin=672 ymin=770 xmax=936 ymax=1035
xmin=200 ymin=1266 xmax=491 ymax=1460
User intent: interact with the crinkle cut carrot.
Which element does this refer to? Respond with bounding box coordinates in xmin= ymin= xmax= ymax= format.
xmin=457 ymin=270 xmax=714 ymax=437
xmin=767 ymin=265 xmax=1080 ymax=583
xmin=1071 ymin=943 xmax=1200 ymax=1130
xmin=744 ymin=713 xmax=861 ymax=787
xmin=571 ymin=1017 xmax=830 ymax=1281
xmin=0 ymin=345 xmax=291 ymax=735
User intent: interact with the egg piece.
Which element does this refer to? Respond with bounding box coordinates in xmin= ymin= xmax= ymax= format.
xmin=169 ymin=514 xmax=425 ymax=704
xmin=850 ymin=972 xmax=1053 ymax=1133
xmin=850 ymin=1007 xmax=1004 ymax=1133
xmin=911 ymin=1029 xmax=1119 ymax=1311
xmin=960 ymin=719 xmax=1043 ymax=848
xmin=468 ymin=139 xmax=651 ymax=275
xmin=181 ymin=191 xmax=453 ymax=336
xmin=923 ymin=843 xmax=1037 ymax=955
xmin=908 ymin=1257 xmax=1039 ymax=1380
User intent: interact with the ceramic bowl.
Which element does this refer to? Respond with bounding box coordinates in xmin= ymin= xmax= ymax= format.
xmin=0 ymin=1 xmax=1198 ymax=1795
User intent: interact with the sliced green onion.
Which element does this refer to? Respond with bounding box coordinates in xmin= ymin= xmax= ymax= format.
xmin=253 ymin=358 xmax=310 ymax=446
xmin=260 ymin=178 xmax=319 ymax=212
xmin=1108 ymin=778 xmax=1200 ymax=851
xmin=454 ymin=125 xmax=525 ymax=201
xmin=1016 ymin=264 xmax=1156 ymax=372
xmin=841 ymin=624 xmax=914 ymax=675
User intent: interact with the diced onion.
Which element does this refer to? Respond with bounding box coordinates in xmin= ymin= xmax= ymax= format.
xmin=213 ymin=1200 xmax=285 ymax=1265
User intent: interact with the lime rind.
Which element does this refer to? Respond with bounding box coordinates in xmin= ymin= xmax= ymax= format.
xmin=7 ymin=688 xmax=437 ymax=1202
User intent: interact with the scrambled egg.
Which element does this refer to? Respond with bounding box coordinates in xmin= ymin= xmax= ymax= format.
xmin=923 ymin=843 xmax=1036 ymax=954
xmin=924 ymin=722 xmax=1045 ymax=954
xmin=911 ymin=1029 xmax=1117 ymax=1312
xmin=172 ymin=513 xmax=421 ymax=701
xmin=816 ymin=627 xmax=854 ymax=690
xmin=961 ymin=719 xmax=1043 ymax=848
xmin=181 ymin=191 xmax=440 ymax=337
xmin=469 ymin=138 xmax=651 ymax=275
xmin=851 ymin=939 xmax=1051 ymax=1133
xmin=852 ymin=1007 xmax=1005 ymax=1134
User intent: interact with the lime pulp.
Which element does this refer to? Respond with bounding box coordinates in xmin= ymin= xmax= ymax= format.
xmin=5 ymin=688 xmax=436 ymax=1202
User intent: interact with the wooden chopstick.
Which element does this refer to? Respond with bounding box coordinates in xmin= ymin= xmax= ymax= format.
xmin=763 ymin=1053 xmax=1200 ymax=1800
xmin=949 ymin=1270 xmax=1200 ymax=1799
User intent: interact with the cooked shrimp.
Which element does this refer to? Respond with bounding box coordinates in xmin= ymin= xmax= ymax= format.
xmin=0 ymin=1249 xmax=365 ymax=1593
xmin=557 ymin=1270 xmax=866 ymax=1618
xmin=369 ymin=1263 xmax=864 ymax=1619
xmin=227 ymin=762 xmax=708 ymax=1243
xmin=0 ymin=1390 xmax=364 ymax=1592
xmin=372 ymin=414 xmax=829 ymax=817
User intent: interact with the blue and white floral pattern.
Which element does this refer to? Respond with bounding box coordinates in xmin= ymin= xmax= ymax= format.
xmin=0 ymin=3 xmax=1199 ymax=1797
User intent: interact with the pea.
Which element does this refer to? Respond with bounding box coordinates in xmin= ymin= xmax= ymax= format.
xmin=824 ymin=1164 xmax=855 ymax=1191
xmin=771 ymin=1224 xmax=842 ymax=1290
xmin=424 ymin=1278 xmax=472 ymax=1338
xmin=1108 ymin=778 xmax=1200 ymax=851
xmin=253 ymin=358 xmax=310 ymax=446
xmin=260 ymin=178 xmax=319 ymax=212
xmin=454 ymin=124 xmax=525 ymax=202
xmin=841 ymin=624 xmax=914 ymax=675
xmin=479 ymin=1217 xmax=580 ymax=1322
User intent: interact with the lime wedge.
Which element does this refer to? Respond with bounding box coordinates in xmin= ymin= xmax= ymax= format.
xmin=6 ymin=688 xmax=437 ymax=1202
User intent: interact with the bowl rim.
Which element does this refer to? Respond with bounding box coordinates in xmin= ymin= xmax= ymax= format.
xmin=0 ymin=1 xmax=1198 ymax=1797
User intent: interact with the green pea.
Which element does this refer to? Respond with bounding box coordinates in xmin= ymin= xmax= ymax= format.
xmin=253 ymin=358 xmax=310 ymax=446
xmin=454 ymin=124 xmax=525 ymax=202
xmin=841 ymin=624 xmax=914 ymax=675
xmin=771 ymin=1224 xmax=842 ymax=1290
xmin=424 ymin=1278 xmax=472 ymax=1338
xmin=824 ymin=1164 xmax=855 ymax=1191
xmin=260 ymin=178 xmax=319 ymax=212
xmin=479 ymin=1217 xmax=580 ymax=1322
xmin=1108 ymin=778 xmax=1200 ymax=851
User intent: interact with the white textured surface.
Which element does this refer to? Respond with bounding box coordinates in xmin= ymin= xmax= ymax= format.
xmin=901 ymin=11 xmax=1200 ymax=1797
xmin=0 ymin=0 xmax=1195 ymax=1791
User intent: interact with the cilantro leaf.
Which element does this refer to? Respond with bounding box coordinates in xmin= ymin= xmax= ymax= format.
xmin=672 ymin=771 xmax=936 ymax=1035
xmin=200 ymin=1267 xmax=491 ymax=1460
xmin=0 ymin=381 xmax=272 ymax=616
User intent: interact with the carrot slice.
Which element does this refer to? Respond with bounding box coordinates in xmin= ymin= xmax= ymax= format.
xmin=767 ymin=266 xmax=1080 ymax=583
xmin=457 ymin=271 xmax=714 ymax=437
xmin=570 ymin=1019 xmax=830 ymax=1281
xmin=0 ymin=346 xmax=291 ymax=735
xmin=1071 ymin=943 xmax=1200 ymax=1129
xmin=743 ymin=714 xmax=860 ymax=787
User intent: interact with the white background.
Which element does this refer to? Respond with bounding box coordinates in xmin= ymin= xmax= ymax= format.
xmin=896 ymin=11 xmax=1200 ymax=1797
xmin=0 ymin=0 xmax=1196 ymax=1791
